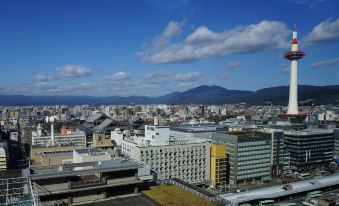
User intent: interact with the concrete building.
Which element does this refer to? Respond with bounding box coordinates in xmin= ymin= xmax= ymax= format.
xmin=212 ymin=131 xmax=272 ymax=185
xmin=29 ymin=158 xmax=152 ymax=205
xmin=73 ymin=148 xmax=111 ymax=164
xmin=32 ymin=128 xmax=86 ymax=147
xmin=0 ymin=147 xmax=7 ymax=170
xmin=119 ymin=125 xmax=211 ymax=184
xmin=92 ymin=133 xmax=113 ymax=149
xmin=30 ymin=145 xmax=83 ymax=166
xmin=284 ymin=129 xmax=334 ymax=171
xmin=210 ymin=144 xmax=227 ymax=190
xmin=169 ymin=125 xmax=219 ymax=141
xmin=334 ymin=128 xmax=339 ymax=162
xmin=264 ymin=129 xmax=284 ymax=177
xmin=144 ymin=125 xmax=170 ymax=146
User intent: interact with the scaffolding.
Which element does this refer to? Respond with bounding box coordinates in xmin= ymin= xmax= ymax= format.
xmin=0 ymin=177 xmax=41 ymax=206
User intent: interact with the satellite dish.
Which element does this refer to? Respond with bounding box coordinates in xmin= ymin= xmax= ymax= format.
xmin=45 ymin=116 xmax=49 ymax=123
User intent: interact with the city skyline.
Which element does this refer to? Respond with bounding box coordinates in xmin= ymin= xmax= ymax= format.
xmin=1 ymin=0 xmax=339 ymax=97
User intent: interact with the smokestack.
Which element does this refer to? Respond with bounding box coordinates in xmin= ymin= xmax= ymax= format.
xmin=154 ymin=116 xmax=159 ymax=126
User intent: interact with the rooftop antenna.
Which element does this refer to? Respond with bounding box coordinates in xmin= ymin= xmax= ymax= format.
xmin=45 ymin=115 xmax=60 ymax=146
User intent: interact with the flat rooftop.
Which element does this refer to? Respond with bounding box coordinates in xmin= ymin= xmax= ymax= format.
xmin=284 ymin=129 xmax=334 ymax=136
xmin=212 ymin=131 xmax=270 ymax=142
xmin=220 ymin=173 xmax=339 ymax=204
xmin=75 ymin=148 xmax=107 ymax=156
xmin=30 ymin=158 xmax=140 ymax=180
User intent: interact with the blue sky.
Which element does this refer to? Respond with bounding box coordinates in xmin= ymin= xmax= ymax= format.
xmin=0 ymin=0 xmax=339 ymax=96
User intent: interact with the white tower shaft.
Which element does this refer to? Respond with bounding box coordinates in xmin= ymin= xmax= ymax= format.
xmin=288 ymin=60 xmax=298 ymax=114
xmin=51 ymin=123 xmax=55 ymax=146
xmin=287 ymin=31 xmax=299 ymax=115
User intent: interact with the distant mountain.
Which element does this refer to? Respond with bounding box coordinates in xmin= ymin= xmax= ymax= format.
xmin=155 ymin=85 xmax=252 ymax=104
xmin=225 ymin=85 xmax=339 ymax=105
xmin=0 ymin=85 xmax=338 ymax=106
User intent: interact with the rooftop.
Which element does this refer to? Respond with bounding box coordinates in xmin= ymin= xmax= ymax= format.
xmin=284 ymin=129 xmax=334 ymax=136
xmin=30 ymin=157 xmax=140 ymax=180
xmin=220 ymin=173 xmax=339 ymax=204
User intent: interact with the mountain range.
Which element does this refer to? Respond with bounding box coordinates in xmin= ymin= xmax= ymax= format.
xmin=0 ymin=85 xmax=338 ymax=106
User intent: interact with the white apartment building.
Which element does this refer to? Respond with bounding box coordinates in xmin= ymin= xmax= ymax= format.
xmin=116 ymin=125 xmax=211 ymax=183
xmin=32 ymin=129 xmax=86 ymax=147
xmin=0 ymin=147 xmax=7 ymax=170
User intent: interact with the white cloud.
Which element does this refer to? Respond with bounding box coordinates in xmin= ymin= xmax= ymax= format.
xmin=55 ymin=65 xmax=92 ymax=79
xmin=105 ymin=72 xmax=130 ymax=81
xmin=36 ymin=82 xmax=58 ymax=90
xmin=144 ymin=70 xmax=171 ymax=85
xmin=69 ymin=83 xmax=96 ymax=90
xmin=138 ymin=21 xmax=185 ymax=58
xmin=219 ymin=61 xmax=240 ymax=80
xmin=304 ymin=18 xmax=339 ymax=44
xmin=139 ymin=20 xmax=289 ymax=64
xmin=310 ymin=57 xmax=339 ymax=68
xmin=35 ymin=64 xmax=92 ymax=81
xmin=162 ymin=21 xmax=182 ymax=37
xmin=35 ymin=73 xmax=52 ymax=82
xmin=225 ymin=61 xmax=240 ymax=69
xmin=173 ymin=72 xmax=204 ymax=81
xmin=178 ymin=81 xmax=200 ymax=91
xmin=281 ymin=63 xmax=290 ymax=73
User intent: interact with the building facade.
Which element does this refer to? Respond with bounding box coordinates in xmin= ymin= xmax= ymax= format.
xmin=118 ymin=125 xmax=211 ymax=184
xmin=284 ymin=129 xmax=334 ymax=171
xmin=334 ymin=128 xmax=339 ymax=162
xmin=213 ymin=132 xmax=272 ymax=185
xmin=210 ymin=144 xmax=227 ymax=190
xmin=32 ymin=130 xmax=86 ymax=147
xmin=29 ymin=158 xmax=151 ymax=205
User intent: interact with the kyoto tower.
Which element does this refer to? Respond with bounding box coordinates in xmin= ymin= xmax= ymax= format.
xmin=284 ymin=28 xmax=305 ymax=115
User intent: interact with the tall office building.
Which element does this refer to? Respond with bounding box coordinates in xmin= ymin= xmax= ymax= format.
xmin=212 ymin=131 xmax=271 ymax=185
xmin=333 ymin=128 xmax=339 ymax=162
xmin=284 ymin=129 xmax=334 ymax=171
xmin=210 ymin=144 xmax=227 ymax=189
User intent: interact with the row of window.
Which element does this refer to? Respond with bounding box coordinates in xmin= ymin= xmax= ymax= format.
xmin=238 ymin=153 xmax=270 ymax=161
xmin=237 ymin=171 xmax=270 ymax=179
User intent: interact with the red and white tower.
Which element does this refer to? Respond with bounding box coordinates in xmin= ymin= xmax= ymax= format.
xmin=284 ymin=28 xmax=305 ymax=115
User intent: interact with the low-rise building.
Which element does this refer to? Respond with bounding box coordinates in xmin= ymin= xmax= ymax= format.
xmin=0 ymin=147 xmax=7 ymax=170
xmin=32 ymin=125 xmax=86 ymax=147
xmin=92 ymin=133 xmax=113 ymax=149
xmin=30 ymin=157 xmax=152 ymax=205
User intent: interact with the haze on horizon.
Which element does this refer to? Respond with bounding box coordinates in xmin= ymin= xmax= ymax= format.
xmin=1 ymin=0 xmax=339 ymax=97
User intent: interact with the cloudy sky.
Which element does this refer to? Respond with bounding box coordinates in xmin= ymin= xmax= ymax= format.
xmin=1 ymin=0 xmax=339 ymax=96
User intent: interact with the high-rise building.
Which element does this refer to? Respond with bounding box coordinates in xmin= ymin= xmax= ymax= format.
xmin=267 ymin=129 xmax=284 ymax=177
xmin=210 ymin=144 xmax=227 ymax=190
xmin=212 ymin=131 xmax=272 ymax=185
xmin=284 ymin=129 xmax=334 ymax=171
xmin=333 ymin=128 xmax=339 ymax=162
